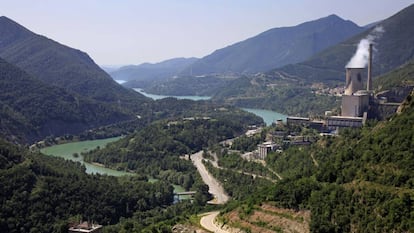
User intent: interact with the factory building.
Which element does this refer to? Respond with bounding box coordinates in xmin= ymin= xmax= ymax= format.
xmin=257 ymin=141 xmax=278 ymax=160
xmin=327 ymin=44 xmax=374 ymax=129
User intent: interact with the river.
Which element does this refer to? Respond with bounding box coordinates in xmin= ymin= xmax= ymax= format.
xmin=131 ymin=88 xmax=287 ymax=126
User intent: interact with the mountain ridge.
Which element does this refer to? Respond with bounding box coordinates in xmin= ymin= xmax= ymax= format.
xmin=181 ymin=14 xmax=364 ymax=75
xmin=0 ymin=16 xmax=148 ymax=107
xmin=269 ymin=3 xmax=414 ymax=84
xmin=110 ymin=57 xmax=198 ymax=88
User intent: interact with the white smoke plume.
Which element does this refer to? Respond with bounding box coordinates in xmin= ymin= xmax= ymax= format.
xmin=346 ymin=26 xmax=385 ymax=68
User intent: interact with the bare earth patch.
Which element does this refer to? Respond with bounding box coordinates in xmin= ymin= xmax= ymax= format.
xmin=224 ymin=203 xmax=310 ymax=233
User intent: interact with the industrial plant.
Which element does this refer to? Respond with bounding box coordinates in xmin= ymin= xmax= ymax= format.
xmin=285 ymin=42 xmax=404 ymax=134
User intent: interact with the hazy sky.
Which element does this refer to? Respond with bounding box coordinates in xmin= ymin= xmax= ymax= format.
xmin=1 ymin=0 xmax=413 ymax=66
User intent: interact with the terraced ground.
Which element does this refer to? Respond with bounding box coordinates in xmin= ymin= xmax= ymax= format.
xmin=224 ymin=203 xmax=310 ymax=233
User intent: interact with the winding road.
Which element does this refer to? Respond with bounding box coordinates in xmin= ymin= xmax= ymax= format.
xmin=191 ymin=151 xmax=229 ymax=204
xmin=200 ymin=211 xmax=230 ymax=233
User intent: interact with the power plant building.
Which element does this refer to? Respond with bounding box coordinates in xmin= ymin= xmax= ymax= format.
xmin=327 ymin=44 xmax=374 ymax=130
xmin=341 ymin=90 xmax=370 ymax=117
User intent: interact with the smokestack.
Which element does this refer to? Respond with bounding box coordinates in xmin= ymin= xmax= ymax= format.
xmin=367 ymin=43 xmax=373 ymax=91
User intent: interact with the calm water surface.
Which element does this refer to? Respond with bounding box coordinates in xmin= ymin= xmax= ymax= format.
xmin=41 ymin=137 xmax=187 ymax=194
xmin=40 ymin=137 xmax=131 ymax=176
xmin=133 ymin=88 xmax=211 ymax=101
xmin=242 ymin=108 xmax=288 ymax=126
xmin=131 ymin=88 xmax=286 ymax=125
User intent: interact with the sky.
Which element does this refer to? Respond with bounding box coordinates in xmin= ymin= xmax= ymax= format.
xmin=1 ymin=0 xmax=413 ymax=66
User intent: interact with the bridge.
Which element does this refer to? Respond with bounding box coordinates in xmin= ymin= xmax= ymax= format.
xmin=174 ymin=191 xmax=196 ymax=202
xmin=175 ymin=191 xmax=196 ymax=196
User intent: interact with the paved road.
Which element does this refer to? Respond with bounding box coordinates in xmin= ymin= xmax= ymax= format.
xmin=200 ymin=211 xmax=230 ymax=233
xmin=191 ymin=151 xmax=229 ymax=204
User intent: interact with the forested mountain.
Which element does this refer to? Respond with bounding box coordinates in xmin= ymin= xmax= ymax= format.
xmin=0 ymin=58 xmax=131 ymax=143
xmin=0 ymin=16 xmax=147 ymax=107
xmin=110 ymin=57 xmax=198 ymax=88
xmin=182 ymin=14 xmax=364 ymax=75
xmin=269 ymin=3 xmax=414 ymax=83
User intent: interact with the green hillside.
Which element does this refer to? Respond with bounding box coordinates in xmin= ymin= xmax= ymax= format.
xmin=0 ymin=16 xmax=147 ymax=108
xmin=0 ymin=58 xmax=131 ymax=143
xmin=0 ymin=139 xmax=180 ymax=232
xmin=268 ymin=93 xmax=414 ymax=232
xmin=83 ymin=108 xmax=262 ymax=174
xmin=374 ymin=59 xmax=414 ymax=91
xmin=211 ymin=91 xmax=414 ymax=232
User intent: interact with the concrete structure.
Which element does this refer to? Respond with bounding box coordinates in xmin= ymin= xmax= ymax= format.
xmin=286 ymin=117 xmax=310 ymax=127
xmin=340 ymin=61 xmax=371 ymax=124
xmin=344 ymin=68 xmax=364 ymax=95
xmin=326 ymin=115 xmax=366 ymax=130
xmin=341 ymin=90 xmax=370 ymax=117
xmin=257 ymin=141 xmax=278 ymax=160
xmin=367 ymin=43 xmax=373 ymax=91
xmin=69 ymin=222 xmax=102 ymax=233
xmin=287 ymin=116 xmax=325 ymax=131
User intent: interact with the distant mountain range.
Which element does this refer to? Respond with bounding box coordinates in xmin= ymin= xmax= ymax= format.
xmin=0 ymin=16 xmax=147 ymax=108
xmin=151 ymin=3 xmax=414 ymax=116
xmin=269 ymin=3 xmax=414 ymax=83
xmin=140 ymin=14 xmax=365 ymax=95
xmin=181 ymin=14 xmax=364 ymax=76
xmin=109 ymin=57 xmax=198 ymax=88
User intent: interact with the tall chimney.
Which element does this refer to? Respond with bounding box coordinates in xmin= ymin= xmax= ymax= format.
xmin=367 ymin=43 xmax=373 ymax=91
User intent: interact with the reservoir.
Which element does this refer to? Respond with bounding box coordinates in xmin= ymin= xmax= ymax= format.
xmin=40 ymin=137 xmax=131 ymax=176
xmin=242 ymin=108 xmax=288 ymax=126
xmin=115 ymin=79 xmax=127 ymax=84
xmin=131 ymin=88 xmax=287 ymax=126
xmin=133 ymin=88 xmax=211 ymax=101
xmin=41 ymin=137 xmax=187 ymax=194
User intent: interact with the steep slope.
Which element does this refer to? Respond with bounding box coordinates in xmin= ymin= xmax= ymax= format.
xmin=226 ymin=91 xmax=414 ymax=232
xmin=183 ymin=14 xmax=363 ymax=75
xmin=270 ymin=3 xmax=414 ymax=83
xmin=0 ymin=58 xmax=130 ymax=143
xmin=110 ymin=57 xmax=198 ymax=88
xmin=0 ymin=16 xmax=147 ymax=107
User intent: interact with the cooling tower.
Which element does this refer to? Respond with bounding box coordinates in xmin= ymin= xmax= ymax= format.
xmin=345 ymin=68 xmax=364 ymax=95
